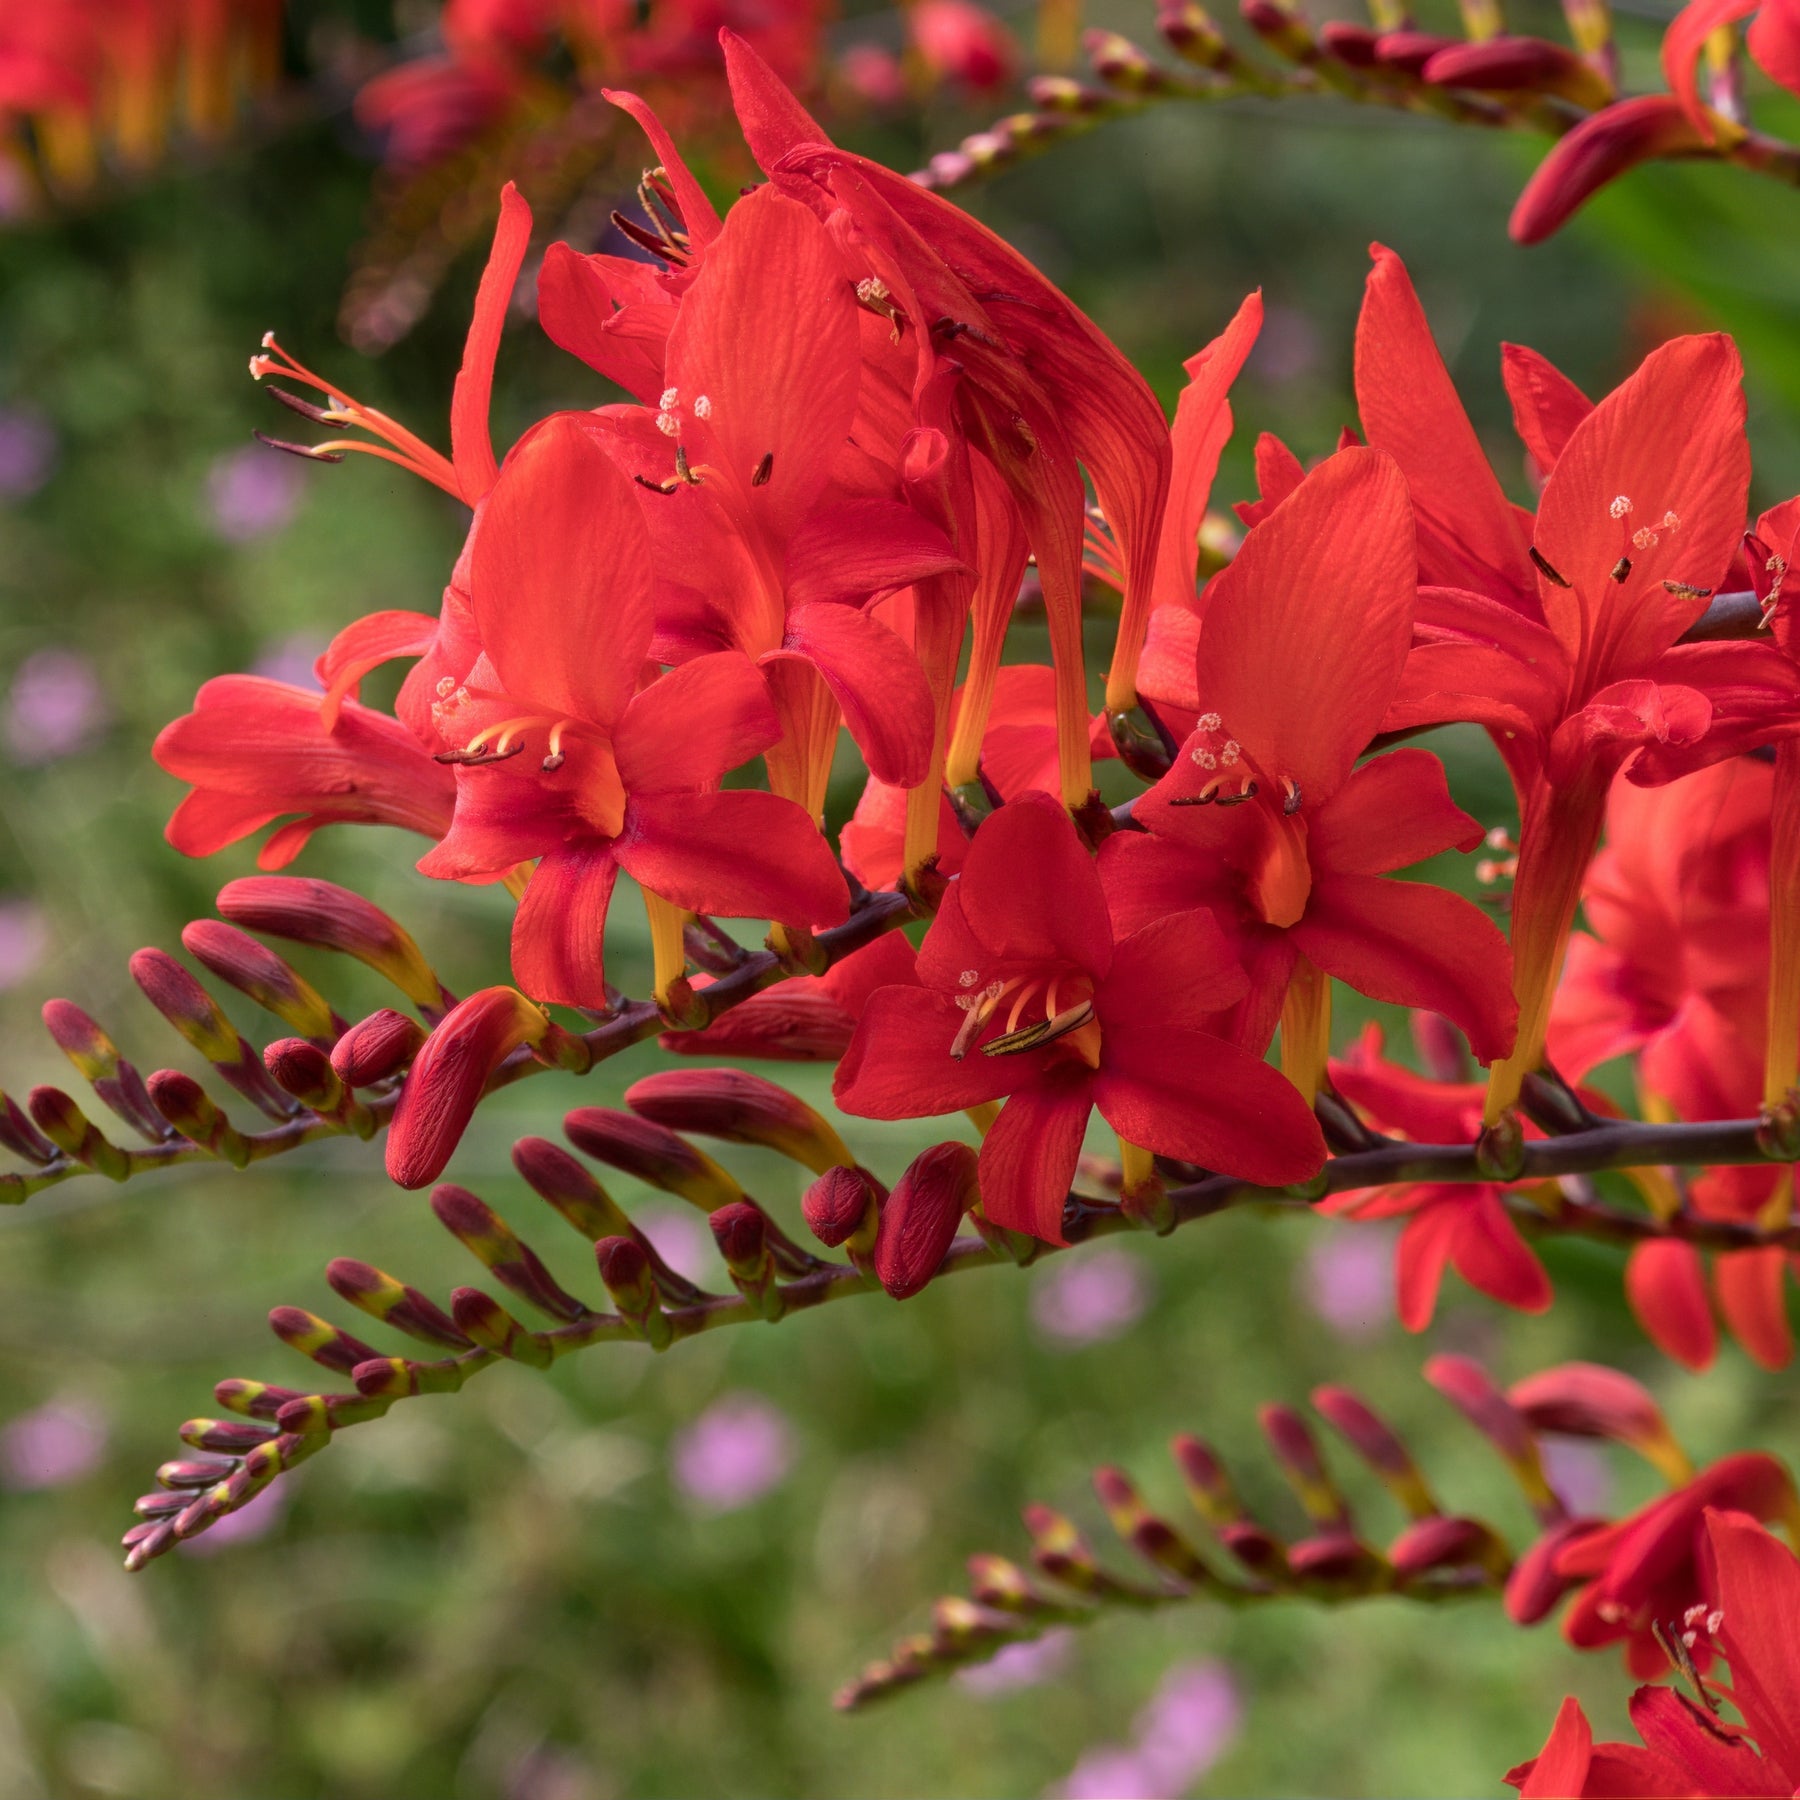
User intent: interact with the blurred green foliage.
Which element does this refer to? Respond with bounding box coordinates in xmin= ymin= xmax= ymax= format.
xmin=1 ymin=18 xmax=1799 ymax=1797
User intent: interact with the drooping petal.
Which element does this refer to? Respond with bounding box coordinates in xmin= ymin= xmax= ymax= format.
xmin=773 ymin=601 xmax=936 ymax=787
xmin=1502 ymin=342 xmax=1593 ymax=477
xmin=1396 ymin=1201 xmax=1459 ymax=1331
xmin=1714 ymin=1246 xmax=1793 ymax=1371
xmin=450 ymin=181 xmax=532 ymax=504
xmin=509 ymin=843 xmax=620 ymax=1011
xmin=1627 ymin=1685 xmax=1774 ymax=1797
xmin=165 ymin=788 xmax=281 ymax=860
xmin=1093 ymin=1021 xmax=1328 ymax=1187
xmin=1306 ymin=748 xmax=1484 ymax=877
xmin=601 ymin=89 xmax=723 ymax=251
xmin=536 ymin=242 xmax=673 ymax=404
xmin=834 ymin=984 xmax=1030 ymax=1118
xmin=612 ymin=652 xmax=781 ymax=795
xmin=1097 ymin=807 xmax=1245 ymax=936
xmin=976 ymin=1067 xmax=1093 ymax=1244
xmin=315 ymin=609 xmax=438 ymax=730
xmin=1450 ymin=1189 xmax=1554 ymax=1316
xmin=721 ymin=29 xmax=833 ymax=166
xmin=469 ymin=411 xmax=653 ymax=730
xmin=1624 ymin=1238 xmax=1717 ymax=1369
xmin=1356 ymin=245 xmax=1534 ymax=604
xmin=1194 ymin=445 xmax=1417 ymax=805
xmin=784 ymin=498 xmax=963 ymax=609
xmin=1546 ymin=681 xmax=1712 ymax=788
xmin=1292 ymin=873 xmax=1519 ymax=1065
xmin=1097 ymin=910 xmax=1248 ymax=1033
xmin=1749 ymin=0 xmax=1800 ymax=103
xmin=615 ymin=790 xmax=849 ymax=927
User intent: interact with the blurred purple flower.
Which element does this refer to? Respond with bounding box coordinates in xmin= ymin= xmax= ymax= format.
xmin=1299 ymin=1224 xmax=1396 ymax=1340
xmin=1541 ymin=1436 xmax=1614 ymax=1518
xmin=0 ymin=899 xmax=48 ymax=990
xmin=5 ymin=647 xmax=107 ymax=764
xmin=1136 ymin=1660 xmax=1243 ymax=1793
xmin=957 ymin=1628 xmax=1074 ymax=1696
xmin=635 ymin=1205 xmax=714 ymax=1285
xmin=1031 ymin=1247 xmax=1152 ymax=1346
xmin=0 ymin=1399 xmax=107 ymax=1491
xmin=0 ymin=408 xmax=57 ymax=498
xmin=252 ymin=633 xmax=327 ymax=691
xmin=1058 ymin=1748 xmax=1158 ymax=1799
xmin=206 ymin=444 xmax=305 ymax=542
xmin=671 ymin=1393 xmax=793 ymax=1512
xmin=181 ymin=1478 xmax=288 ymax=1554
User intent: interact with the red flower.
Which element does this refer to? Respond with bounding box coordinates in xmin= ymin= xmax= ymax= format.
xmin=909 ymin=0 xmax=1019 ymax=90
xmin=418 ymin=411 xmax=847 ymax=1010
xmin=1102 ymin=446 xmax=1517 ymax=1094
xmin=1509 ymin=1510 xmax=1800 ymax=1795
xmin=1663 ymin=0 xmax=1800 ymax=143
xmin=154 ymin=675 xmax=455 ymax=869
xmin=1322 ymin=1025 xmax=1553 ymax=1330
xmin=834 ymin=791 xmax=1326 ymax=1243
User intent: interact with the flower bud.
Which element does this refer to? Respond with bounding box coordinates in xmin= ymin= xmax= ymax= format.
xmin=40 ymin=999 xmax=168 ymax=1142
xmin=448 ymin=1286 xmax=554 ymax=1367
xmin=874 ymin=1142 xmax=977 ymax=1299
xmin=1426 ymin=1353 xmax=1560 ymax=1522
xmin=1171 ymin=1432 xmax=1245 ymax=1525
xmin=264 ymin=1038 xmax=348 ymax=1112
xmin=0 ymin=1090 xmax=57 ymax=1164
xmin=331 ymin=1008 xmax=426 ymax=1086
xmin=710 ymin=1200 xmax=782 ymax=1320
xmin=216 ymin=875 xmax=450 ymax=1016
xmin=1505 ymin=1517 xmax=1602 ymax=1624
xmin=1509 ymin=96 xmax=1706 ymax=245
xmin=1507 ymin=1362 xmax=1692 ymax=1484
xmin=912 ymin=0 xmax=1018 ymax=90
xmin=625 ymin=1067 xmax=854 ymax=1173
xmin=511 ymin=1137 xmax=633 ymax=1240
xmin=386 ymin=988 xmax=554 ymax=1189
xmin=596 ymin=1236 xmax=673 ymax=1349
xmin=28 ymin=1086 xmax=131 ymax=1180
xmin=564 ymin=1106 xmax=746 ymax=1209
xmin=1259 ymin=1404 xmax=1351 ymax=1529
xmin=325 ymin=1257 xmax=471 ymax=1350
xmin=147 ymin=1069 xmax=252 ymax=1167
xmin=657 ymin=987 xmax=855 ymax=1061
xmin=181 ymin=919 xmax=340 ymax=1040
xmin=1158 ymin=0 xmax=1233 ymax=68
xmin=1422 ymin=35 xmax=1613 ymax=108
xmin=179 ymin=1417 xmax=280 ymax=1454
xmin=214 ymin=1378 xmax=308 ymax=1421
xmin=1092 ymin=1464 xmax=1212 ymax=1586
xmin=1021 ymin=1505 xmax=1108 ymax=1591
xmin=129 ymin=948 xmax=293 ymax=1119
xmin=1388 ymin=1514 xmax=1509 ymax=1581
xmin=430 ymin=1183 xmax=588 ymax=1323
xmin=154 ymin=1455 xmax=237 ymax=1491
xmin=966 ymin=1553 xmax=1037 ymax=1611
xmin=1312 ymin=1385 xmax=1438 ymax=1518
xmin=802 ymin=1165 xmax=880 ymax=1257
xmin=268 ymin=1304 xmax=381 ymax=1374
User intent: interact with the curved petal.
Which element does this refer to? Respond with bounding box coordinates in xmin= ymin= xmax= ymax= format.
xmin=1096 ymin=817 xmax=1243 ymax=939
xmin=1624 ymin=1238 xmax=1717 ymax=1370
xmin=1748 ymin=0 xmax=1800 ymax=103
xmin=1511 ymin=1698 xmax=1592 ymax=1800
xmin=833 ymin=984 xmax=1028 ymax=1119
xmin=1714 ymin=1246 xmax=1793 ymax=1371
xmin=451 ymin=182 xmax=532 ymax=504
xmin=775 ymin=602 xmax=935 ymax=787
xmin=1451 ymin=1190 xmax=1554 ymax=1315
xmin=1708 ymin=1510 xmax=1800 ymax=1773
xmin=1195 ymin=446 xmax=1416 ymax=804
xmin=615 ymin=790 xmax=849 ymax=927
xmin=614 ymin=652 xmax=780 ymax=795
xmin=1093 ymin=1021 xmax=1327 ymax=1187
xmin=1661 ymin=0 xmax=1758 ymax=137
xmin=1307 ymin=748 xmax=1484 ymax=876
xmin=601 ymin=89 xmax=722 ymax=250
xmin=166 ymin=788 xmax=281 ymax=859
xmin=510 ymin=842 xmax=619 ymax=1011
xmin=1510 ymin=97 xmax=1709 ymax=245
xmin=536 ymin=242 xmax=672 ymax=405
xmin=316 ymin=609 xmax=438 ymax=730
xmin=977 ymin=1069 xmax=1092 ymax=1244
xmin=784 ymin=498 xmax=963 ymax=610
xmin=470 ymin=411 xmax=653 ymax=729
xmin=1501 ymin=342 xmax=1593 ymax=476
xmin=1546 ymin=933 xmax=1656 ymax=1081
xmin=1292 ymin=873 xmax=1519 ymax=1064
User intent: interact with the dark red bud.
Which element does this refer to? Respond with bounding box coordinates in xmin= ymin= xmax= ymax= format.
xmin=626 ymin=1067 xmax=853 ymax=1172
xmin=331 ymin=1008 xmax=426 ymax=1086
xmin=181 ymin=919 xmax=339 ymax=1040
xmin=264 ymin=1038 xmax=343 ymax=1109
xmin=873 ymin=1141 xmax=977 ymax=1299
xmin=802 ymin=1165 xmax=880 ymax=1250
xmin=710 ymin=1200 xmax=769 ymax=1274
xmin=564 ymin=1106 xmax=744 ymax=1207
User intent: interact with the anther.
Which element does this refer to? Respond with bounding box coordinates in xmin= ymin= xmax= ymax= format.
xmin=1631 ymin=528 xmax=1658 ymax=551
xmin=692 ymin=395 xmax=712 ymax=420
xmin=1529 ymin=546 xmax=1571 ymax=588
xmin=1611 ymin=556 xmax=1631 ymax=582
xmin=1609 ymin=495 xmax=1633 ymax=519
xmin=1662 ymin=580 xmax=1711 ymax=600
xmin=541 ymin=752 xmax=565 ymax=772
xmin=264 ymin=386 xmax=336 ymax=425
xmin=252 ymin=430 xmax=345 ymax=464
xmin=1214 ymin=780 xmax=1259 ymax=808
xmin=751 ymin=452 xmax=774 ymax=487
xmin=1282 ymin=778 xmax=1303 ymax=815
xmin=981 ymin=1000 xmax=1096 ymax=1057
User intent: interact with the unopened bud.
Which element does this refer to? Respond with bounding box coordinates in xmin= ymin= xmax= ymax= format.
xmin=0 ymin=1090 xmax=57 ymax=1164
xmin=1259 ymin=1404 xmax=1352 ymax=1529
xmin=449 ymin=1286 xmax=554 ymax=1367
xmin=1426 ymin=1354 xmax=1560 ymax=1522
xmin=331 ymin=1008 xmax=426 ymax=1086
xmin=625 ymin=1067 xmax=854 ymax=1173
xmin=512 ymin=1137 xmax=634 ymax=1241
xmin=181 ymin=919 xmax=339 ymax=1040
xmin=430 ymin=1183 xmax=588 ymax=1323
xmin=564 ymin=1106 xmax=746 ymax=1208
xmin=1509 ymin=95 xmax=1707 ymax=245
xmin=179 ymin=1417 xmax=279 ymax=1454
xmin=1092 ymin=1465 xmax=1212 ymax=1585
xmin=1507 ymin=1362 xmax=1692 ymax=1484
xmin=129 ymin=948 xmax=292 ymax=1119
xmin=874 ymin=1142 xmax=977 ymax=1299
xmin=29 ymin=1085 xmax=131 ymax=1180
xmin=596 ymin=1236 xmax=672 ymax=1348
xmin=1171 ymin=1432 xmax=1245 ymax=1525
xmin=264 ymin=1037 xmax=365 ymax=1128
xmin=1157 ymin=0 xmax=1232 ymax=65
xmin=657 ymin=985 xmax=856 ymax=1062
xmin=216 ymin=875 xmax=450 ymax=1016
xmin=325 ymin=1257 xmax=471 ymax=1350
xmin=386 ymin=989 xmax=554 ymax=1189
xmin=213 ymin=1378 xmax=308 ymax=1421
xmin=147 ymin=1069 xmax=252 ymax=1167
xmin=268 ymin=1304 xmax=381 ymax=1374
xmin=1021 ymin=1504 xmax=1108 ymax=1591
xmin=967 ymin=1553 xmax=1039 ymax=1611
xmin=710 ymin=1200 xmax=782 ymax=1319
xmin=40 ymin=999 xmax=168 ymax=1142
xmin=1387 ymin=1514 xmax=1509 ymax=1581
xmin=802 ymin=1165 xmax=880 ymax=1260
xmin=1312 ymin=1386 xmax=1438 ymax=1518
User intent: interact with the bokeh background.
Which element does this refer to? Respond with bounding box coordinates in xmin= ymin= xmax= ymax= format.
xmin=1 ymin=3 xmax=1799 ymax=1795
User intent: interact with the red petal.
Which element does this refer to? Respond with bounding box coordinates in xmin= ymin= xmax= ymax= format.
xmin=1291 ymin=872 xmax=1519 ymax=1065
xmin=1534 ymin=333 xmax=1748 ymax=685
xmin=1098 ymin=910 xmax=1248 ymax=1032
xmin=1096 ymin=816 xmax=1243 ymax=939
xmin=1510 ymin=97 xmax=1709 ymax=243
xmin=1356 ymin=245 xmax=1535 ymax=604
xmin=451 ymin=182 xmax=531 ymax=504
xmin=1502 ymin=342 xmax=1593 ymax=477
xmin=721 ymin=29 xmax=834 ymax=167
xmin=601 ymin=89 xmax=722 ymax=250
xmin=1512 ymin=1697 xmax=1592 ymax=1798
xmin=536 ymin=243 xmax=672 ymax=405
xmin=1307 ymin=747 xmax=1484 ymax=876
xmin=1706 ymin=1509 xmax=1800 ymax=1773
xmin=1715 ymin=1246 xmax=1793 ymax=1371
xmin=833 ymin=984 xmax=1027 ymax=1119
xmin=470 ymin=412 xmax=653 ymax=729
xmin=1545 ymin=680 xmax=1712 ymax=788
xmin=166 ymin=788 xmax=280 ymax=859
xmin=976 ymin=1069 xmax=1092 ymax=1244
xmin=1450 ymin=1189 xmax=1553 ymax=1314
xmin=1662 ymin=0 xmax=1758 ymax=137
xmin=1625 ymin=1238 xmax=1717 ymax=1369
xmin=774 ymin=602 xmax=935 ymax=787
xmin=1627 ymin=1685 xmax=1773 ymax=1797
xmin=1092 ymin=1021 xmax=1327 ymax=1187
xmin=1545 ymin=934 xmax=1655 ymax=1083
xmin=510 ymin=843 xmax=619 ymax=1010
xmin=316 ymin=609 xmax=438 ymax=730
xmin=1396 ymin=1204 xmax=1459 ymax=1331
xmin=1749 ymin=0 xmax=1800 ymax=103
xmin=784 ymin=498 xmax=963 ymax=610
xmin=613 ymin=652 xmax=780 ymax=795
xmin=840 ymin=777 xmax=966 ymax=892
xmin=1195 ymin=445 xmax=1416 ymax=804
xmin=614 ymin=790 xmax=849 ymax=927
